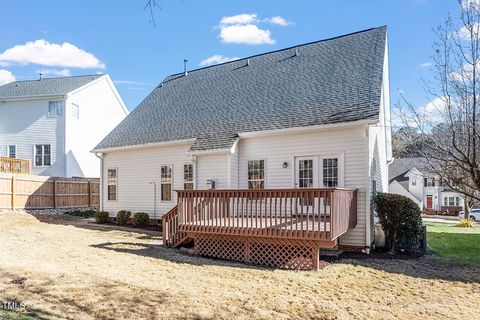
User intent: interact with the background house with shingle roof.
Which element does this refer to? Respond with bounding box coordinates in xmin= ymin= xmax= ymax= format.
xmin=93 ymin=26 xmax=391 ymax=250
xmin=0 ymin=74 xmax=128 ymax=177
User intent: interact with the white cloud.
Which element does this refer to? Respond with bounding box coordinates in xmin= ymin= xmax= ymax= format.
xmin=265 ymin=16 xmax=292 ymax=26
xmin=220 ymin=24 xmax=275 ymax=45
xmin=36 ymin=68 xmax=71 ymax=76
xmin=0 ymin=39 xmax=105 ymax=69
xmin=200 ymin=54 xmax=240 ymax=66
xmin=0 ymin=69 xmax=15 ymax=85
xmin=420 ymin=62 xmax=433 ymax=68
xmin=220 ymin=13 xmax=257 ymax=25
xmin=217 ymin=13 xmax=291 ymax=46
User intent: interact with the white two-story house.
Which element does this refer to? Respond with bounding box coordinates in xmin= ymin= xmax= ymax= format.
xmin=389 ymin=158 xmax=465 ymax=213
xmin=0 ymin=74 xmax=129 ymax=177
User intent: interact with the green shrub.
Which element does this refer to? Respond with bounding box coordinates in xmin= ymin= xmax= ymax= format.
xmin=116 ymin=210 xmax=131 ymax=225
xmin=94 ymin=211 xmax=110 ymax=224
xmin=374 ymin=193 xmax=423 ymax=253
xmin=132 ymin=212 xmax=150 ymax=227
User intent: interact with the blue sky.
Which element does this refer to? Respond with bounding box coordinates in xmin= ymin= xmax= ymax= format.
xmin=0 ymin=0 xmax=461 ymax=111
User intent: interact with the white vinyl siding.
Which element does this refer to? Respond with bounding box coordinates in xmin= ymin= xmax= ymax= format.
xmin=237 ymin=126 xmax=369 ymax=247
xmin=101 ymin=144 xmax=193 ymax=218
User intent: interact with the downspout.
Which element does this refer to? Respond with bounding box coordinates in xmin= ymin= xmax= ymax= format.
xmin=364 ymin=124 xmax=372 ymax=253
xmin=94 ymin=152 xmax=104 ymax=211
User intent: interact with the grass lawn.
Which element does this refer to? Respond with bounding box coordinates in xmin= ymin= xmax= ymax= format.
xmin=0 ymin=211 xmax=479 ymax=320
xmin=425 ymin=221 xmax=480 ymax=266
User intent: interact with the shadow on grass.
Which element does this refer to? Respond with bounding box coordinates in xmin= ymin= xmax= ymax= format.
xmin=91 ymin=241 xmax=268 ymax=271
xmin=32 ymin=214 xmax=162 ymax=239
xmin=0 ymin=270 xmax=179 ymax=320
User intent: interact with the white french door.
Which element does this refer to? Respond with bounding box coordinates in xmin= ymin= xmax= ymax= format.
xmin=295 ymin=157 xmax=318 ymax=189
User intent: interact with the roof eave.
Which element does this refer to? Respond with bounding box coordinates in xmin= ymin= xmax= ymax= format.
xmin=0 ymin=94 xmax=66 ymax=102
xmin=91 ymin=138 xmax=196 ymax=154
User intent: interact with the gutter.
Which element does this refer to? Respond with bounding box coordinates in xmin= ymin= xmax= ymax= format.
xmin=94 ymin=152 xmax=104 ymax=211
xmin=91 ymin=138 xmax=196 ymax=154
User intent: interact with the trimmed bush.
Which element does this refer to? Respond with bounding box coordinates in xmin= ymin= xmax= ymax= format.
xmin=374 ymin=193 xmax=422 ymax=253
xmin=133 ymin=212 xmax=150 ymax=227
xmin=94 ymin=211 xmax=110 ymax=224
xmin=116 ymin=210 xmax=131 ymax=225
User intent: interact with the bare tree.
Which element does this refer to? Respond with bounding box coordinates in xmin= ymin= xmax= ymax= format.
xmin=144 ymin=0 xmax=162 ymax=27
xmin=397 ymin=0 xmax=480 ymax=219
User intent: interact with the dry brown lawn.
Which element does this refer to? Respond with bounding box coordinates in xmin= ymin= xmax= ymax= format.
xmin=0 ymin=211 xmax=479 ymax=320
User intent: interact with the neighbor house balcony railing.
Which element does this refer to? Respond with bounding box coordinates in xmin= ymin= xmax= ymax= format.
xmin=0 ymin=157 xmax=31 ymax=174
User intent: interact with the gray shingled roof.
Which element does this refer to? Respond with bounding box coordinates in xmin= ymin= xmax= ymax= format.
xmin=95 ymin=27 xmax=387 ymax=152
xmin=0 ymin=74 xmax=104 ymax=99
xmin=389 ymin=157 xmax=429 ymax=182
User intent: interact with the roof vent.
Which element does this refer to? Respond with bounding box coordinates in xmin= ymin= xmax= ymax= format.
xmin=183 ymin=59 xmax=188 ymax=76
xmin=247 ymin=58 xmax=250 ymax=66
xmin=38 ymin=73 xmax=43 ymax=81
xmin=294 ymin=48 xmax=299 ymax=57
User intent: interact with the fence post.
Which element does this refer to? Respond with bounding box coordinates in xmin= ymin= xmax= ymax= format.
xmin=11 ymin=175 xmax=15 ymax=210
xmin=88 ymin=181 xmax=92 ymax=208
xmin=53 ymin=180 xmax=57 ymax=209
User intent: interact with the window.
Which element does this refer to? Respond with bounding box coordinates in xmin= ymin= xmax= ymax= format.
xmin=444 ymin=197 xmax=448 ymax=206
xmin=425 ymin=178 xmax=435 ymax=187
xmin=456 ymin=197 xmax=460 ymax=206
xmin=184 ymin=164 xmax=193 ymax=190
xmin=8 ymin=145 xmax=16 ymax=158
xmin=35 ymin=144 xmax=51 ymax=166
xmin=72 ymin=103 xmax=80 ymax=119
xmin=323 ymin=158 xmax=338 ymax=187
xmin=48 ymin=101 xmax=62 ymax=117
xmin=411 ymin=178 xmax=416 ymax=186
xmin=298 ymin=159 xmax=313 ymax=188
xmin=449 ymin=197 xmax=455 ymax=206
xmin=161 ymin=165 xmax=173 ymax=201
xmin=107 ymin=169 xmax=117 ymax=201
xmin=248 ymin=160 xmax=265 ymax=189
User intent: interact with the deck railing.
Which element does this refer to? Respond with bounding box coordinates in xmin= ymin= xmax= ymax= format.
xmin=164 ymin=188 xmax=357 ymax=247
xmin=0 ymin=157 xmax=30 ymax=174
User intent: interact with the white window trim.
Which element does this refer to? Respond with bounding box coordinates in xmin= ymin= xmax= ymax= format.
xmin=107 ymin=168 xmax=118 ymax=202
xmin=183 ymin=162 xmax=194 ymax=190
xmin=247 ymin=159 xmax=267 ymax=189
xmin=290 ymin=152 xmax=345 ymax=188
xmin=33 ymin=144 xmax=52 ymax=167
xmin=7 ymin=145 xmax=16 ymax=158
xmin=160 ymin=164 xmax=174 ymax=202
xmin=47 ymin=101 xmax=63 ymax=118
xmin=71 ymin=103 xmax=80 ymax=119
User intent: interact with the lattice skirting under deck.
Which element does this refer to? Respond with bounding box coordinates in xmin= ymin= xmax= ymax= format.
xmin=191 ymin=233 xmax=326 ymax=270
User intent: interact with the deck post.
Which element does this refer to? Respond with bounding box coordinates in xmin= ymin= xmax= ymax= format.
xmin=312 ymin=246 xmax=319 ymax=271
xmin=11 ymin=176 xmax=15 ymax=210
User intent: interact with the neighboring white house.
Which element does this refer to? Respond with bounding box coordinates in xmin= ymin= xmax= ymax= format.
xmin=93 ymin=27 xmax=392 ymax=250
xmin=0 ymin=74 xmax=129 ymax=177
xmin=388 ymin=158 xmax=465 ymax=212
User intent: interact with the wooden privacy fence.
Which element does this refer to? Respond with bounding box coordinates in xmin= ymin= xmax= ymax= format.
xmin=0 ymin=173 xmax=99 ymax=209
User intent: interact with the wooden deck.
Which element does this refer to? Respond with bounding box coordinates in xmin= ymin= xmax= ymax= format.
xmin=163 ymin=188 xmax=357 ymax=270
xmin=0 ymin=157 xmax=30 ymax=174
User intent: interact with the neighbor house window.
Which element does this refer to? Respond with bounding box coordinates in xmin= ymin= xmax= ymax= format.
xmin=424 ymin=178 xmax=435 ymax=187
xmin=8 ymin=145 xmax=16 ymax=158
xmin=444 ymin=197 xmax=448 ymax=206
xmin=35 ymin=144 xmax=51 ymax=166
xmin=184 ymin=164 xmax=193 ymax=190
xmin=449 ymin=197 xmax=455 ymax=206
xmin=248 ymin=160 xmax=265 ymax=189
xmin=411 ymin=178 xmax=416 ymax=186
xmin=456 ymin=197 xmax=460 ymax=206
xmin=72 ymin=103 xmax=80 ymax=119
xmin=323 ymin=158 xmax=338 ymax=187
xmin=161 ymin=165 xmax=173 ymax=201
xmin=48 ymin=101 xmax=62 ymax=117
xmin=107 ymin=169 xmax=117 ymax=201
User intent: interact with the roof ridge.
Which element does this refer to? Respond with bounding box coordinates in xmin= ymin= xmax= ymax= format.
xmin=162 ymin=26 xmax=387 ymax=82
xmin=10 ymin=73 xmax=106 ymax=83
